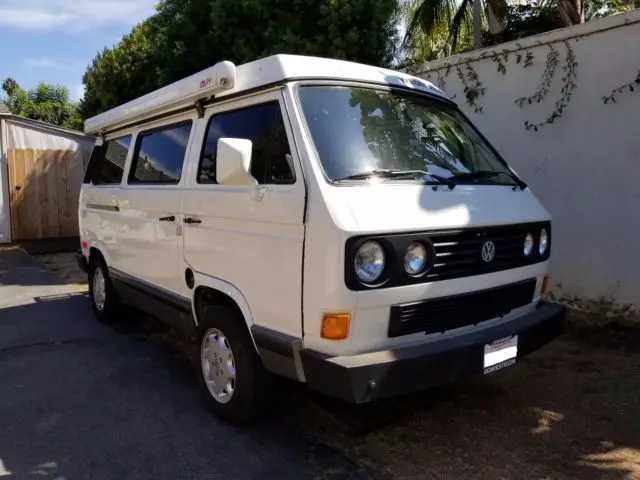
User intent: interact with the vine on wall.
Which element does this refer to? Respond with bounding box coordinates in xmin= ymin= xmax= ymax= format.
xmin=491 ymin=50 xmax=511 ymax=75
xmin=456 ymin=64 xmax=485 ymax=113
xmin=515 ymin=50 xmax=535 ymax=67
xmin=524 ymin=41 xmax=578 ymax=131
xmin=416 ymin=30 xmax=636 ymax=132
xmin=602 ymin=70 xmax=640 ymax=104
xmin=515 ymin=45 xmax=559 ymax=107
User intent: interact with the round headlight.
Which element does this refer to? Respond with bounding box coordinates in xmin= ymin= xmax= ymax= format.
xmin=539 ymin=228 xmax=548 ymax=255
xmin=354 ymin=241 xmax=385 ymax=284
xmin=524 ymin=233 xmax=534 ymax=256
xmin=405 ymin=242 xmax=428 ymax=276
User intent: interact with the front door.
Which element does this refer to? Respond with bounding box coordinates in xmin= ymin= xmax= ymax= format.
xmin=182 ymin=91 xmax=306 ymax=339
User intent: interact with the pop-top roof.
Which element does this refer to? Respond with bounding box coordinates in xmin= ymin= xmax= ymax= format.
xmin=84 ymin=54 xmax=448 ymax=135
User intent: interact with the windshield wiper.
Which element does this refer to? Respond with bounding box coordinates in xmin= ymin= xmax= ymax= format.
xmin=450 ymin=170 xmax=527 ymax=190
xmin=333 ymin=169 xmax=457 ymax=189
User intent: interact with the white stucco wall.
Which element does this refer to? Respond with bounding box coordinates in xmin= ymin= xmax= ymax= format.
xmin=408 ymin=10 xmax=640 ymax=312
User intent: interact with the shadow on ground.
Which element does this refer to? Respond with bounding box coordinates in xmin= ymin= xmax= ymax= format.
xmin=0 ymin=294 xmax=375 ymax=480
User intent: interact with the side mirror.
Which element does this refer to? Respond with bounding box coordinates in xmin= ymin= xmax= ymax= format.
xmin=216 ymin=138 xmax=257 ymax=186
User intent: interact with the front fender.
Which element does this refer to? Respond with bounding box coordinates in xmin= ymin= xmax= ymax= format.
xmin=190 ymin=269 xmax=257 ymax=330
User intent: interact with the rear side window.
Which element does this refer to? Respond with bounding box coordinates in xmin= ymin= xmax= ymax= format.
xmin=83 ymin=135 xmax=132 ymax=185
xmin=198 ymin=101 xmax=295 ymax=184
xmin=128 ymin=121 xmax=193 ymax=184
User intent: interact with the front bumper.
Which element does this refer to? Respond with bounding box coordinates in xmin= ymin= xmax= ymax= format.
xmin=300 ymin=301 xmax=566 ymax=404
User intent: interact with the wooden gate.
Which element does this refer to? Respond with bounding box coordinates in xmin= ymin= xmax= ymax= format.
xmin=8 ymin=148 xmax=83 ymax=241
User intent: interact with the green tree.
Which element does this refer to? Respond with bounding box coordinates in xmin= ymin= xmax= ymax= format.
xmin=404 ymin=0 xmax=636 ymax=56
xmin=81 ymin=18 xmax=158 ymax=119
xmin=399 ymin=0 xmax=475 ymax=64
xmin=2 ymin=79 xmax=83 ymax=130
xmin=403 ymin=0 xmax=509 ymax=53
xmin=81 ymin=0 xmax=400 ymax=118
xmin=2 ymin=78 xmax=19 ymax=97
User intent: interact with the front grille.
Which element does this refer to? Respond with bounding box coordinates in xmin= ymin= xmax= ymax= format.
xmin=388 ymin=278 xmax=537 ymax=337
xmin=426 ymin=223 xmax=548 ymax=283
xmin=344 ymin=222 xmax=550 ymax=291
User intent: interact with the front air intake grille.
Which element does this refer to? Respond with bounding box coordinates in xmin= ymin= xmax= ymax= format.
xmin=388 ymin=278 xmax=537 ymax=337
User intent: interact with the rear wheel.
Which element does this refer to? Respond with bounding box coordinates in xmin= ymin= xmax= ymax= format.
xmin=197 ymin=304 xmax=271 ymax=424
xmin=88 ymin=255 xmax=121 ymax=324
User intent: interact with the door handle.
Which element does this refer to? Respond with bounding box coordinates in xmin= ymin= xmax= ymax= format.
xmin=159 ymin=215 xmax=175 ymax=222
xmin=184 ymin=217 xmax=202 ymax=225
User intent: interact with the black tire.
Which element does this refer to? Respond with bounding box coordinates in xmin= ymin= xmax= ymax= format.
xmin=88 ymin=255 xmax=121 ymax=324
xmin=196 ymin=304 xmax=272 ymax=424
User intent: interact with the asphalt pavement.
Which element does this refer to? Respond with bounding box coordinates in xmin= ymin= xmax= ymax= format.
xmin=0 ymin=249 xmax=373 ymax=480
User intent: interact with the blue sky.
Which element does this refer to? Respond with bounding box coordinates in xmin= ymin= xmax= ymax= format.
xmin=0 ymin=0 xmax=157 ymax=102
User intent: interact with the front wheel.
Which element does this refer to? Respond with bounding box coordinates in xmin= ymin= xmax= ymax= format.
xmin=197 ymin=304 xmax=272 ymax=424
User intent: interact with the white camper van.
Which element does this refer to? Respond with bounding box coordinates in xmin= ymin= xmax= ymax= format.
xmin=77 ymin=54 xmax=565 ymax=424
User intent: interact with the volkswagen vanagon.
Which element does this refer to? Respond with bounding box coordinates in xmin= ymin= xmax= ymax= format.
xmin=77 ymin=54 xmax=565 ymax=424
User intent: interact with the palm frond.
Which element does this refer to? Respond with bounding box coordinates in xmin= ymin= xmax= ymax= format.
xmin=402 ymin=0 xmax=460 ymax=48
xmin=448 ymin=0 xmax=475 ymax=51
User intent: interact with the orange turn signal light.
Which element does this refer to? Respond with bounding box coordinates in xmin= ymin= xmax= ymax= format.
xmin=541 ymin=275 xmax=550 ymax=295
xmin=321 ymin=312 xmax=351 ymax=340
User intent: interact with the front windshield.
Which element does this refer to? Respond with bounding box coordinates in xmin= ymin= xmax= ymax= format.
xmin=297 ymin=85 xmax=516 ymax=185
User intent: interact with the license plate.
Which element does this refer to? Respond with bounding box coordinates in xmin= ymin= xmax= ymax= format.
xmin=483 ymin=335 xmax=518 ymax=375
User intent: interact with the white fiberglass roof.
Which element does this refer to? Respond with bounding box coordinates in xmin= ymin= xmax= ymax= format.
xmin=84 ymin=54 xmax=449 ymax=135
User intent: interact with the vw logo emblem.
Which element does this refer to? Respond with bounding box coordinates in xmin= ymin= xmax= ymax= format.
xmin=481 ymin=241 xmax=496 ymax=263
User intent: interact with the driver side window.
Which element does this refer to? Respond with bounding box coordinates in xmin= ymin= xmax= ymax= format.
xmin=197 ymin=101 xmax=295 ymax=185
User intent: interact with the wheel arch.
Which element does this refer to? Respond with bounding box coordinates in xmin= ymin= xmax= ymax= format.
xmin=191 ymin=272 xmax=306 ymax=383
xmin=191 ymin=273 xmax=258 ymax=347
xmin=87 ymin=241 xmax=112 ymax=266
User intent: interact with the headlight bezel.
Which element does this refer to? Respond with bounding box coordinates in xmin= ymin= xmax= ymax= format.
xmin=344 ymin=235 xmax=436 ymax=290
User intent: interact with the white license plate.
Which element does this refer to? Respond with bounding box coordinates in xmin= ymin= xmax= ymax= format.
xmin=483 ymin=335 xmax=518 ymax=375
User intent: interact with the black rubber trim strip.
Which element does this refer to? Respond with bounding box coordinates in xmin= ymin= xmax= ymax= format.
xmin=110 ymin=268 xmax=191 ymax=314
xmin=250 ymin=324 xmax=297 ymax=359
xmin=75 ymin=250 xmax=88 ymax=273
xmin=86 ymin=203 xmax=119 ymax=212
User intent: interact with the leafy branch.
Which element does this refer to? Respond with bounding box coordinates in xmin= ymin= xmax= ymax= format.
xmin=515 ymin=45 xmax=559 ymax=107
xmin=491 ymin=49 xmax=510 ymax=75
xmin=602 ymin=71 xmax=640 ymax=104
xmin=456 ymin=64 xmax=485 ymax=113
xmin=515 ymin=50 xmax=535 ymax=68
xmin=525 ymin=41 xmax=577 ymax=132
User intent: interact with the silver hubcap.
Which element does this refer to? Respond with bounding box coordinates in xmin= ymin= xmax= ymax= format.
xmin=201 ymin=328 xmax=236 ymax=404
xmin=93 ymin=266 xmax=106 ymax=311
